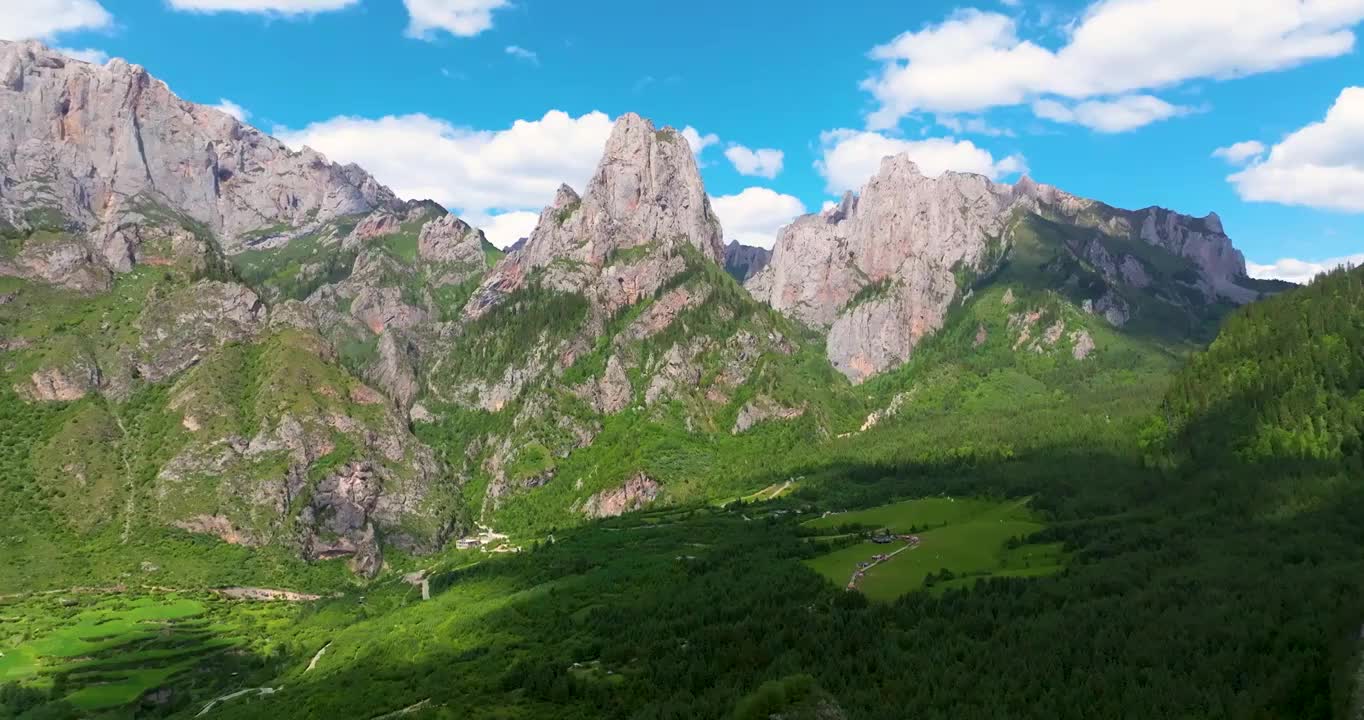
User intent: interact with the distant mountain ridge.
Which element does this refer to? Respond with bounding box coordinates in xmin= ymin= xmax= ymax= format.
xmin=723 ymin=240 xmax=771 ymax=282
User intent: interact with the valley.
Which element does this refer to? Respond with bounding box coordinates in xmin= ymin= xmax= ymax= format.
xmin=0 ymin=35 xmax=1360 ymax=720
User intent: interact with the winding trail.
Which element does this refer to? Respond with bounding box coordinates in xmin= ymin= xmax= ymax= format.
xmin=305 ymin=642 xmax=330 ymax=673
xmin=196 ymin=687 xmax=277 ymax=717
xmin=371 ymin=699 xmax=432 ymax=719
xmin=846 ymin=542 xmax=917 ymax=591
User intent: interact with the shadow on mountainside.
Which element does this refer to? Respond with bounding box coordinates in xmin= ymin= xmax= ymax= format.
xmin=191 ymin=435 xmax=1364 ymax=720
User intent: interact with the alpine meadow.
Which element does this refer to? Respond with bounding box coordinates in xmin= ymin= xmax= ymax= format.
xmin=2 ymin=1 xmax=1364 ymax=718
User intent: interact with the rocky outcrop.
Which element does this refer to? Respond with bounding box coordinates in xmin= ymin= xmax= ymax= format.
xmin=418 ymin=213 xmax=486 ymax=267
xmin=152 ymin=329 xmax=455 ymax=578
xmin=20 ymin=361 xmax=102 ymax=401
xmin=749 ymin=157 xmax=1261 ymax=383
xmin=1071 ymin=329 xmax=1096 ymax=360
xmin=136 ymin=280 xmax=266 ymax=382
xmin=350 ymin=287 xmax=429 ymax=335
xmin=581 ymin=472 xmax=661 ymax=518
xmin=572 ymin=354 xmax=632 ymax=415
xmin=732 ymin=396 xmax=806 ymax=434
xmin=0 ymin=236 xmax=111 ymax=292
xmin=371 ymin=332 xmax=421 ymax=412
xmin=0 ymin=40 xmax=400 ymax=264
xmin=723 ymin=240 xmax=771 ymax=282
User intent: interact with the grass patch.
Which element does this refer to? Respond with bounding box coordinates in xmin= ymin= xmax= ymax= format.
xmin=804 ymin=497 xmax=1063 ymax=601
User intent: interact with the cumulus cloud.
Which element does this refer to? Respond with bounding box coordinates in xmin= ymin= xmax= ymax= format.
xmin=404 ymin=0 xmax=509 ymax=39
xmin=709 ymin=188 xmax=807 ymax=249
xmin=1247 ymin=253 xmax=1364 ymax=284
xmin=55 ymin=46 xmax=109 ymax=64
xmin=464 ymin=210 xmax=539 ymax=249
xmin=1228 ymin=87 xmax=1364 ymax=212
xmin=0 ymin=0 xmax=112 ymax=41
xmin=725 ymin=145 xmax=784 ymax=179
xmin=681 ymin=126 xmax=719 ymax=157
xmin=1212 ymin=140 xmax=1268 ymax=166
xmin=167 ymin=0 xmax=358 ymax=14
xmin=863 ymin=1 xmax=1364 ymax=131
xmin=213 ymin=99 xmax=250 ymax=122
xmin=276 ymin=110 xmax=613 ymax=239
xmin=816 ymin=128 xmax=1026 ymax=193
xmin=505 ymin=45 xmax=537 ymax=63
xmin=1032 ymin=94 xmax=1190 ymax=133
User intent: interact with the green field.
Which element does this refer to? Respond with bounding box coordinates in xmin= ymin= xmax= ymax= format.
xmin=0 ymin=594 xmax=267 ymax=712
xmin=804 ymin=497 xmax=1066 ymax=601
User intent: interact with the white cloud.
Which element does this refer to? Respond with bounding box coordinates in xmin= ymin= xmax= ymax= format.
xmin=212 ymin=99 xmax=250 ymax=122
xmin=864 ymin=2 xmax=1364 ymax=131
xmin=1032 ymin=94 xmax=1190 ymax=132
xmin=681 ymin=126 xmax=719 ymax=157
xmin=709 ymin=188 xmax=807 ymax=249
xmin=816 ymin=128 xmax=1026 ymax=193
xmin=404 ymin=0 xmax=509 ymax=39
xmin=724 ymin=145 xmax=785 ymax=179
xmin=1212 ymin=140 xmax=1268 ymax=165
xmin=1247 ymin=253 xmax=1364 ymax=284
xmin=821 ymin=200 xmax=839 ymax=213
xmin=55 ymin=46 xmax=108 ymax=64
xmin=505 ymin=45 xmax=537 ymax=63
xmin=464 ymin=210 xmax=539 ymax=249
xmin=167 ymin=0 xmax=358 ymax=14
xmin=0 ymin=0 xmax=112 ymax=41
xmin=276 ymin=110 xmax=613 ymax=220
xmin=1228 ymin=86 xmax=1364 ymax=212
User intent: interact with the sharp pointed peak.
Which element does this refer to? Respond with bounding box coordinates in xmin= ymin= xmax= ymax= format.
xmin=878 ymin=153 xmax=923 ymax=177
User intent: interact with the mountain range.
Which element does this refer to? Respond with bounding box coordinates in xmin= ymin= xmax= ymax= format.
xmin=0 ymin=40 xmax=1286 ymax=579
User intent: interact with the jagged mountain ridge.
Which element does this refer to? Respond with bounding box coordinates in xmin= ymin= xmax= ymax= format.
xmin=747 ymin=155 xmax=1268 ymax=383
xmin=0 ymin=42 xmax=1276 ymax=578
xmin=0 ymin=40 xmax=400 ymax=293
xmin=0 ymin=45 xmax=829 ymax=574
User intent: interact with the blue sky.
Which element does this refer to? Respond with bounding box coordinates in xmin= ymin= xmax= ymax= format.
xmin=8 ymin=0 xmax=1364 ymax=280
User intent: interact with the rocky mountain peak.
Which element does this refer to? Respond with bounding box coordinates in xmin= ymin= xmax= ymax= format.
xmin=551 ymin=183 xmax=581 ymax=209
xmin=749 ymin=150 xmax=1266 ymax=384
xmin=468 ymin=112 xmax=725 ymax=317
xmin=0 ymin=41 xmax=401 ymax=259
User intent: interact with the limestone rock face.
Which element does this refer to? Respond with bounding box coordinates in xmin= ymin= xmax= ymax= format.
xmin=572 ymin=354 xmax=632 ymax=415
xmin=749 ymin=158 xmax=1015 ymax=383
xmin=581 ymin=471 xmax=661 ymax=519
xmin=372 ymin=332 xmax=421 ymax=412
xmin=749 ymin=157 xmax=1261 ymax=383
xmin=1136 ymin=208 xmax=1252 ymax=302
xmin=467 ymin=113 xmax=723 ymax=318
xmin=0 ymin=41 xmax=399 ymax=255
